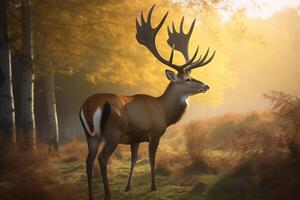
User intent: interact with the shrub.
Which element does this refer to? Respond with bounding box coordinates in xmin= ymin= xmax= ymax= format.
xmin=0 ymin=143 xmax=86 ymax=200
xmin=265 ymin=91 xmax=300 ymax=158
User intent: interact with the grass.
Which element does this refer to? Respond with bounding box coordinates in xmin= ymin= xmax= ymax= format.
xmin=48 ymin=142 xmax=219 ymax=200
xmin=0 ymin=137 xmax=220 ymax=200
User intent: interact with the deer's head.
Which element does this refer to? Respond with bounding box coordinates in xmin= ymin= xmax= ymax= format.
xmin=136 ymin=5 xmax=215 ymax=96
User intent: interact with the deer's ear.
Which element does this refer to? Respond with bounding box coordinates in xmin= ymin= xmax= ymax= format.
xmin=165 ymin=70 xmax=178 ymax=82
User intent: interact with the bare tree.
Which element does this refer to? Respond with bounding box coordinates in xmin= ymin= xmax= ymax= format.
xmin=19 ymin=0 xmax=36 ymax=150
xmin=44 ymin=69 xmax=59 ymax=151
xmin=265 ymin=91 xmax=300 ymax=158
xmin=0 ymin=0 xmax=16 ymax=146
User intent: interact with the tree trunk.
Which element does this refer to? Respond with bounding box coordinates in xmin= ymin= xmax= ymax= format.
xmin=12 ymin=54 xmax=23 ymax=133
xmin=0 ymin=0 xmax=16 ymax=146
xmin=34 ymin=75 xmax=50 ymax=143
xmin=45 ymin=70 xmax=59 ymax=151
xmin=19 ymin=0 xmax=36 ymax=150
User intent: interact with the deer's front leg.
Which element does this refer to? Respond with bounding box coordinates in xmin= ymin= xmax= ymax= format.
xmin=148 ymin=136 xmax=160 ymax=191
xmin=125 ymin=143 xmax=140 ymax=192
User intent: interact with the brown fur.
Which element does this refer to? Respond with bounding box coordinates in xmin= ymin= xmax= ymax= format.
xmin=80 ymin=82 xmax=190 ymax=144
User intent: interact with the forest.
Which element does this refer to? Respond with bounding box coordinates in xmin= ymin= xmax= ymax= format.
xmin=1 ymin=0 xmax=300 ymax=200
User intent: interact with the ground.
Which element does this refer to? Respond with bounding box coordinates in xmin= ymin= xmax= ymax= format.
xmin=51 ymin=151 xmax=218 ymax=200
xmin=2 ymin=112 xmax=300 ymax=200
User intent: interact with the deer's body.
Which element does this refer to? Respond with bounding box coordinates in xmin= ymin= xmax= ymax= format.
xmin=81 ymin=82 xmax=188 ymax=145
xmin=80 ymin=5 xmax=215 ymax=200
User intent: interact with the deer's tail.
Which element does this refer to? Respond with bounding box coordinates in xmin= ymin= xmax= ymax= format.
xmin=100 ymin=102 xmax=111 ymax=133
xmin=79 ymin=102 xmax=111 ymax=137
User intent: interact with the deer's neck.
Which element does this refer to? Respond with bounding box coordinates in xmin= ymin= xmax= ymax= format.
xmin=158 ymin=83 xmax=188 ymax=126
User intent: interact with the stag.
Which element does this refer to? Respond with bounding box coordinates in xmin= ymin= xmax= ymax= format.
xmin=79 ymin=5 xmax=215 ymax=200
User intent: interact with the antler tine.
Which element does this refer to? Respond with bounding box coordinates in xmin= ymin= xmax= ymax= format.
xmin=141 ymin=11 xmax=146 ymax=24
xmin=136 ymin=5 xmax=199 ymax=72
xmin=155 ymin=10 xmax=168 ymax=32
xmin=200 ymin=50 xmax=215 ymax=66
xmin=135 ymin=17 xmax=140 ymax=31
xmin=147 ymin=4 xmax=155 ymax=25
xmin=181 ymin=46 xmax=199 ymax=68
xmin=172 ymin=22 xmax=177 ymax=33
xmin=187 ymin=19 xmax=196 ymax=36
xmin=169 ymin=44 xmax=175 ymax=65
xmin=198 ymin=48 xmax=210 ymax=64
xmin=180 ymin=16 xmax=184 ymax=33
xmin=193 ymin=55 xmax=202 ymax=65
xmin=184 ymin=50 xmax=216 ymax=72
xmin=167 ymin=26 xmax=172 ymax=37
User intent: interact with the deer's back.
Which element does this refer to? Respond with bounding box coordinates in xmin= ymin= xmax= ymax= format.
xmin=81 ymin=93 xmax=166 ymax=143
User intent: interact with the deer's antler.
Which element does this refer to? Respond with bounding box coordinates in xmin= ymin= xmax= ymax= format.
xmin=136 ymin=5 xmax=199 ymax=73
xmin=167 ymin=17 xmax=216 ymax=73
xmin=167 ymin=17 xmax=195 ymax=62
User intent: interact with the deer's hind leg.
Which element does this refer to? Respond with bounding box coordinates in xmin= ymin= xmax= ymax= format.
xmin=98 ymin=126 xmax=123 ymax=199
xmin=86 ymin=137 xmax=100 ymax=200
xmin=98 ymin=139 xmax=118 ymax=200
xmin=98 ymin=106 xmax=126 ymax=199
